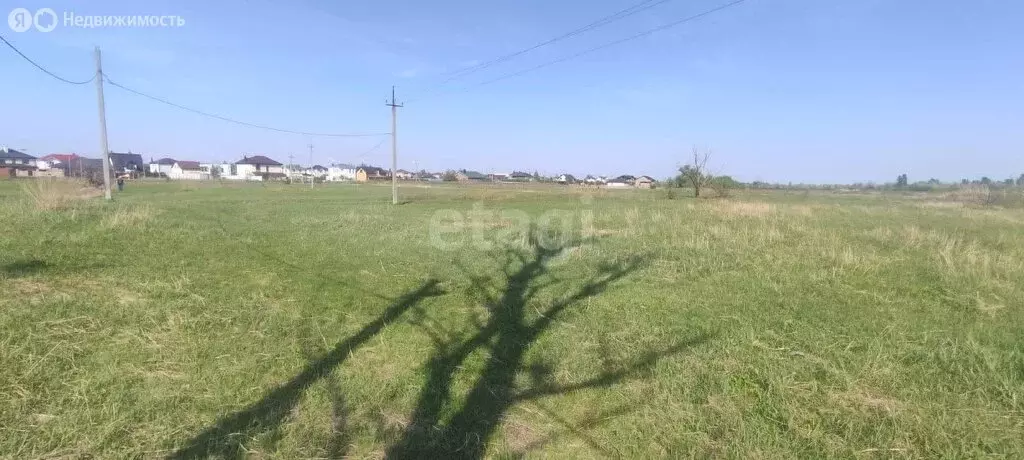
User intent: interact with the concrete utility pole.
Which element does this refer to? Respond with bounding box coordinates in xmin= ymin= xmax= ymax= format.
xmin=308 ymin=143 xmax=314 ymax=189
xmin=94 ymin=46 xmax=112 ymax=200
xmin=386 ymin=86 xmax=403 ymax=205
xmin=288 ymin=153 xmax=294 ymax=183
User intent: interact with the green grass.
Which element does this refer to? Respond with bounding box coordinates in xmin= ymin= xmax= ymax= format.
xmin=1 ymin=179 xmax=1022 ymax=458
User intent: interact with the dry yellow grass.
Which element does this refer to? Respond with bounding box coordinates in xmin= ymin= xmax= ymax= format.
xmin=709 ymin=200 xmax=775 ymax=218
xmin=19 ymin=179 xmax=102 ymax=210
xmin=100 ymin=204 xmax=157 ymax=230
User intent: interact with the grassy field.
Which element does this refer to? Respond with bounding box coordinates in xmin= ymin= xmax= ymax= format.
xmin=1 ymin=179 xmax=1022 ymax=459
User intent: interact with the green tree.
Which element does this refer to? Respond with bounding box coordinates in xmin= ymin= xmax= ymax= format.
xmin=896 ymin=174 xmax=908 ymax=187
xmin=1016 ymin=174 xmax=1024 ymax=186
xmin=209 ymin=165 xmax=222 ymax=179
xmin=442 ymin=170 xmax=458 ymax=182
xmin=981 ymin=177 xmax=992 ymax=185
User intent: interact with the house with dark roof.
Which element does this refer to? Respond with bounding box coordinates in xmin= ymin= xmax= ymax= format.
xmin=607 ymin=175 xmax=637 ymax=188
xmin=109 ymin=152 xmax=145 ymax=175
xmin=509 ymin=171 xmax=533 ymax=181
xmin=1 ymin=147 xmax=37 ymax=166
xmin=168 ymin=161 xmax=205 ymax=180
xmin=356 ymin=166 xmax=390 ymax=182
xmin=234 ymin=155 xmax=285 ymax=178
xmin=556 ymin=174 xmax=577 ymax=184
xmin=456 ymin=170 xmax=488 ymax=182
xmin=0 ymin=147 xmax=37 ymax=177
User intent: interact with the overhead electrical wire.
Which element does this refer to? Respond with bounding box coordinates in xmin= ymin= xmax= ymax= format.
xmin=0 ymin=34 xmax=95 ymax=85
xmin=416 ymin=0 xmax=750 ymax=101
xmin=103 ymin=75 xmax=391 ymax=138
xmin=353 ymin=138 xmax=387 ymax=161
xmin=418 ymin=0 xmax=678 ymax=94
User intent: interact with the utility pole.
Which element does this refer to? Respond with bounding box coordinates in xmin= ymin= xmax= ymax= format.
xmin=288 ymin=153 xmax=294 ymax=183
xmin=308 ymin=143 xmax=314 ymax=189
xmin=94 ymin=46 xmax=112 ymax=200
xmin=386 ymin=86 xmax=403 ymax=205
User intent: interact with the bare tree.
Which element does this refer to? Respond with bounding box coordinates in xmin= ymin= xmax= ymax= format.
xmin=678 ymin=146 xmax=713 ymax=198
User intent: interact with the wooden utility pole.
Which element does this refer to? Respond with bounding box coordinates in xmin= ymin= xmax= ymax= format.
xmin=94 ymin=46 xmax=111 ymax=200
xmin=308 ymin=143 xmax=314 ymax=189
xmin=386 ymin=86 xmax=403 ymax=205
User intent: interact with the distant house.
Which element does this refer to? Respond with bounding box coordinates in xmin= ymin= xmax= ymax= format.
xmin=607 ymin=175 xmax=636 ymax=188
xmin=200 ymin=162 xmax=232 ymax=178
xmin=456 ymin=170 xmax=488 ymax=182
xmin=38 ymin=153 xmax=79 ymax=171
xmin=635 ymin=176 xmax=654 ymax=189
xmin=170 ymin=161 xmax=205 ymax=180
xmin=235 ymin=155 xmax=285 ymax=179
xmin=149 ymin=157 xmax=177 ymax=176
xmin=488 ymin=172 xmax=510 ymax=181
xmin=556 ymin=174 xmax=577 ymax=184
xmin=0 ymin=147 xmax=38 ymax=177
xmin=306 ymin=165 xmax=329 ymax=178
xmin=395 ymin=169 xmax=414 ymax=180
xmin=356 ymin=166 xmax=390 ymax=182
xmin=583 ymin=175 xmax=606 ymax=185
xmin=1 ymin=147 xmax=37 ymax=167
xmin=509 ymin=171 xmax=533 ymax=181
xmin=328 ymin=164 xmax=356 ymax=181
xmin=109 ymin=152 xmax=145 ymax=175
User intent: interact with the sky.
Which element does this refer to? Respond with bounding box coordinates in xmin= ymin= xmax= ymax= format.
xmin=1 ymin=0 xmax=1022 ymax=183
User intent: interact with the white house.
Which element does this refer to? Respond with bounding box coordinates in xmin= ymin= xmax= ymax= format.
xmin=168 ymin=161 xmax=207 ymax=180
xmin=556 ymin=174 xmax=577 ymax=184
xmin=327 ymin=164 xmax=357 ymax=181
xmin=150 ymin=158 xmax=176 ymax=176
xmin=200 ymin=162 xmax=233 ymax=178
xmin=227 ymin=155 xmax=285 ymax=181
xmin=606 ymin=175 xmax=636 ymax=188
xmin=305 ymin=165 xmax=329 ymax=178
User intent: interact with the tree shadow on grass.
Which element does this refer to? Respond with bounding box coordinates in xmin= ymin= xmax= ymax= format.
xmin=1 ymin=259 xmax=49 ymax=277
xmin=168 ymin=279 xmax=445 ymax=459
xmin=384 ymin=233 xmax=714 ymax=458
xmin=0 ymin=259 xmax=105 ymax=278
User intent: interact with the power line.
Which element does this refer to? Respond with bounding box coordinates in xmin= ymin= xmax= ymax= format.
xmin=352 ymin=138 xmax=387 ymax=163
xmin=423 ymin=0 xmax=676 ymax=94
xmin=0 ymin=34 xmax=94 ymax=85
xmin=421 ymin=0 xmax=750 ymax=100
xmin=103 ymin=75 xmax=391 ymax=138
xmin=408 ymin=0 xmax=677 ymax=102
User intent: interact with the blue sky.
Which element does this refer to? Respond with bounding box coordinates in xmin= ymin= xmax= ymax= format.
xmin=1 ymin=0 xmax=1022 ymax=183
